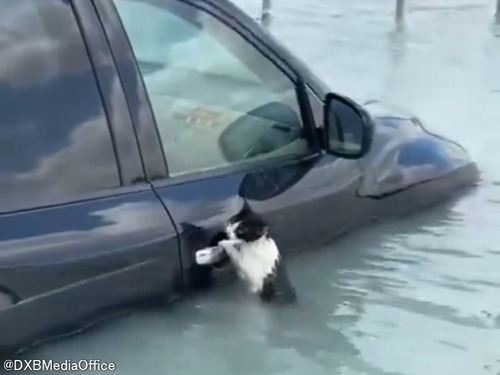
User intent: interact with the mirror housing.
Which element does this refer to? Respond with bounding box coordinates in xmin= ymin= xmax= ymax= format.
xmin=323 ymin=93 xmax=374 ymax=159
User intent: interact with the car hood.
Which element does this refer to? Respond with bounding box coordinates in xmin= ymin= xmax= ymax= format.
xmin=355 ymin=100 xmax=476 ymax=197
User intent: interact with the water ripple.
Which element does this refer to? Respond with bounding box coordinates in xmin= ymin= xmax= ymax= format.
xmin=409 ymin=245 xmax=484 ymax=259
xmin=373 ymin=296 xmax=491 ymax=329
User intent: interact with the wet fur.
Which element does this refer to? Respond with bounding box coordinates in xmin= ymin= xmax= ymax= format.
xmin=218 ymin=206 xmax=296 ymax=303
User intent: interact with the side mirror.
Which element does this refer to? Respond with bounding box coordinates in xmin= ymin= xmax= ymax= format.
xmin=323 ymin=93 xmax=374 ymax=159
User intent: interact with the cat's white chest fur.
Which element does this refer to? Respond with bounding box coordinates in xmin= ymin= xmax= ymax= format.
xmin=220 ymin=236 xmax=280 ymax=293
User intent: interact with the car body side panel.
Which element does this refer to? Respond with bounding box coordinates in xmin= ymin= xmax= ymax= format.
xmin=0 ymin=189 xmax=180 ymax=352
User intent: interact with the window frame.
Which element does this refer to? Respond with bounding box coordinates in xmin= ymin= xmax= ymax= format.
xmin=102 ymin=0 xmax=322 ymax=186
xmin=73 ymin=0 xmax=147 ymax=187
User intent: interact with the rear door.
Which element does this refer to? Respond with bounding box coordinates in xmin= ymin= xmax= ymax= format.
xmin=100 ymin=0 xmax=366 ymax=288
xmin=0 ymin=0 xmax=180 ymax=352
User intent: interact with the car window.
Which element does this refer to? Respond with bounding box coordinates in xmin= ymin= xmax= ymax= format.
xmin=114 ymin=0 xmax=311 ymax=177
xmin=0 ymin=0 xmax=120 ymax=212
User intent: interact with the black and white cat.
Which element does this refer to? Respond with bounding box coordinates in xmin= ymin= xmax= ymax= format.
xmin=218 ymin=205 xmax=297 ymax=303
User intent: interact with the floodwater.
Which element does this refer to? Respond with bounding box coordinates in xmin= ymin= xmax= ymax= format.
xmin=19 ymin=0 xmax=500 ymax=374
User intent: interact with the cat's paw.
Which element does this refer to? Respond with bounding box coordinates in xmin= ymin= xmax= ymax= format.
xmin=218 ymin=239 xmax=243 ymax=249
xmin=195 ymin=246 xmax=225 ymax=265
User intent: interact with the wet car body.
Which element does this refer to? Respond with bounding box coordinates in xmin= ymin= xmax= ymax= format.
xmin=0 ymin=0 xmax=478 ymax=356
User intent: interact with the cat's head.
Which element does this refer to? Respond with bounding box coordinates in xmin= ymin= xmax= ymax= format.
xmin=226 ymin=205 xmax=269 ymax=243
xmin=227 ymin=218 xmax=269 ymax=243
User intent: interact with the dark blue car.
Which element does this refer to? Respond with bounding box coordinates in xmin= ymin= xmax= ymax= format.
xmin=0 ymin=0 xmax=478 ymax=356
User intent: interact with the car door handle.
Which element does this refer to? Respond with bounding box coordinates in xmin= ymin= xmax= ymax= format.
xmin=195 ymin=245 xmax=226 ymax=265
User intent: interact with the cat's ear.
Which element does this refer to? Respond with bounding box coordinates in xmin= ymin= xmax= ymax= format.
xmin=240 ymin=201 xmax=251 ymax=215
xmin=229 ymin=202 xmax=250 ymax=223
xmin=261 ymin=225 xmax=270 ymax=237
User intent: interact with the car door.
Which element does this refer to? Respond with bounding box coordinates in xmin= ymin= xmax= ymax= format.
xmin=100 ymin=0 xmax=371 ymax=288
xmin=0 ymin=0 xmax=180 ymax=353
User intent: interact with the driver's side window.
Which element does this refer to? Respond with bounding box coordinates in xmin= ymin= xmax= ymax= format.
xmin=114 ymin=0 xmax=311 ymax=177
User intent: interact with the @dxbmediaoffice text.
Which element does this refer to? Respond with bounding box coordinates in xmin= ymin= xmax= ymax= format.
xmin=3 ymin=359 xmax=116 ymax=372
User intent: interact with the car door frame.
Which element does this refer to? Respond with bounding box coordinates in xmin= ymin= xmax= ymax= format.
xmin=92 ymin=0 xmax=350 ymax=290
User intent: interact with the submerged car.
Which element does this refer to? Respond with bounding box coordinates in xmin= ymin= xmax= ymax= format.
xmin=0 ymin=0 xmax=478 ymax=356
